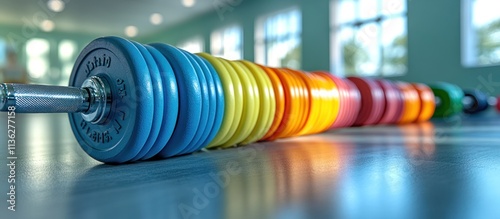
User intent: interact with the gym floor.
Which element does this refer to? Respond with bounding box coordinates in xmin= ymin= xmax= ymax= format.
xmin=1 ymin=111 xmax=499 ymax=219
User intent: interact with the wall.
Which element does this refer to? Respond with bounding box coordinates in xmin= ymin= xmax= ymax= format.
xmin=0 ymin=23 xmax=99 ymax=84
xmin=140 ymin=0 xmax=500 ymax=96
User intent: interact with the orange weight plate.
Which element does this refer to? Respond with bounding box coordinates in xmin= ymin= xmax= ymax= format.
xmin=259 ymin=65 xmax=286 ymax=141
xmin=412 ymin=83 xmax=436 ymax=122
xmin=396 ymin=81 xmax=422 ymax=124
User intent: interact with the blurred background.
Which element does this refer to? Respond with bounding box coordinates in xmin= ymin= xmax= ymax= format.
xmin=0 ymin=0 xmax=499 ymax=94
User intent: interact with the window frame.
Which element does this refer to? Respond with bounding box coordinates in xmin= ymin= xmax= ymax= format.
xmin=330 ymin=0 xmax=408 ymax=77
xmin=255 ymin=7 xmax=302 ymax=69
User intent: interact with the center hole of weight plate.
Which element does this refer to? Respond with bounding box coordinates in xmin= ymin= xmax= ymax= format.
xmin=81 ymin=76 xmax=112 ymax=124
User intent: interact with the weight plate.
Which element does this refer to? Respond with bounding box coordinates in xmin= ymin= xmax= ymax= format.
xmin=129 ymin=41 xmax=164 ymax=161
xmin=347 ymin=77 xmax=385 ymax=126
xmin=222 ymin=61 xmax=260 ymax=147
xmin=259 ymin=66 xmax=286 ymax=141
xmin=463 ymin=89 xmax=489 ymax=114
xmin=310 ymin=73 xmax=340 ymax=133
xmin=343 ymin=79 xmax=361 ymax=127
xmin=269 ymin=68 xmax=299 ymax=140
xmin=195 ymin=56 xmax=225 ymax=150
xmin=178 ymin=50 xmax=212 ymax=154
xmin=497 ymin=96 xmax=500 ymax=112
xmin=141 ymin=45 xmax=179 ymax=160
xmin=288 ymin=69 xmax=316 ymax=136
xmin=376 ymin=79 xmax=400 ymax=125
xmin=196 ymin=53 xmax=235 ymax=148
xmin=297 ymin=72 xmax=321 ymax=135
xmin=285 ymin=69 xmax=310 ymax=137
xmin=412 ymin=83 xmax=435 ymax=122
xmin=396 ymin=81 xmax=421 ymax=123
xmin=215 ymin=58 xmax=244 ymax=147
xmin=429 ymin=82 xmax=464 ymax=118
xmin=69 ymin=36 xmax=154 ymax=163
xmin=238 ymin=61 xmax=276 ymax=144
xmin=150 ymin=43 xmax=202 ymax=157
xmin=316 ymin=72 xmax=349 ymax=128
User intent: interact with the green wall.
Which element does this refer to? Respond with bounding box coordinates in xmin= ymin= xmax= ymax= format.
xmin=141 ymin=0 xmax=500 ymax=96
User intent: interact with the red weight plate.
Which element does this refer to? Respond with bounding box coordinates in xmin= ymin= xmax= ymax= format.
xmin=497 ymin=96 xmax=500 ymax=112
xmin=388 ymin=81 xmax=405 ymax=124
xmin=343 ymin=79 xmax=361 ymax=127
xmin=376 ymin=80 xmax=403 ymax=125
xmin=347 ymin=77 xmax=385 ymax=126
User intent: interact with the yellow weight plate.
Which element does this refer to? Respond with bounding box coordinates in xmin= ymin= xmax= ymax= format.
xmin=214 ymin=58 xmax=244 ymax=147
xmin=196 ymin=53 xmax=235 ymax=148
xmin=221 ymin=60 xmax=259 ymax=147
xmin=312 ymin=73 xmax=340 ymax=133
xmin=307 ymin=74 xmax=330 ymax=134
xmin=239 ymin=61 xmax=276 ymax=144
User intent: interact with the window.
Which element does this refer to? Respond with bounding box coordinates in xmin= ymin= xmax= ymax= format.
xmin=331 ymin=0 xmax=407 ymax=76
xmin=59 ymin=40 xmax=78 ymax=85
xmin=462 ymin=0 xmax=500 ymax=67
xmin=0 ymin=38 xmax=6 ymax=67
xmin=25 ymin=38 xmax=50 ymax=79
xmin=177 ymin=37 xmax=204 ymax=54
xmin=211 ymin=25 xmax=243 ymax=60
xmin=255 ymin=8 xmax=302 ymax=69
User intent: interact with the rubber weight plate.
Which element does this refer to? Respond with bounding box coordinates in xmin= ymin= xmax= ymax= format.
xmin=215 ymin=59 xmax=246 ymax=147
xmin=259 ymin=66 xmax=286 ymax=141
xmin=315 ymin=72 xmax=349 ymax=128
xmin=497 ymin=96 xmax=500 ymax=112
xmin=195 ymin=57 xmax=225 ymax=150
xmin=412 ymin=83 xmax=435 ymax=122
xmin=376 ymin=79 xmax=402 ymax=125
xmin=429 ymin=82 xmax=464 ymax=118
xmin=310 ymin=73 xmax=340 ymax=133
xmin=69 ymin=36 xmax=154 ymax=163
xmin=396 ymin=81 xmax=421 ymax=124
xmin=150 ymin=43 xmax=202 ymax=157
xmin=343 ymin=79 xmax=361 ymax=127
xmin=222 ymin=61 xmax=260 ymax=147
xmin=129 ymin=41 xmax=164 ymax=161
xmin=347 ymin=77 xmax=385 ymax=126
xmin=238 ymin=61 xmax=276 ymax=145
xmin=141 ymin=45 xmax=179 ymax=160
xmin=196 ymin=53 xmax=235 ymax=148
xmin=178 ymin=50 xmax=212 ymax=153
xmin=463 ymin=89 xmax=489 ymax=114
xmin=270 ymin=68 xmax=300 ymax=140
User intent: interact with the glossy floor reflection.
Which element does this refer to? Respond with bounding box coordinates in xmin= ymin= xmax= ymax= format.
xmin=1 ymin=112 xmax=500 ymax=219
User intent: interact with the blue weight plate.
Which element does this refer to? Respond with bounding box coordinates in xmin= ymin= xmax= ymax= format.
xmin=140 ymin=45 xmax=179 ymax=160
xmin=129 ymin=41 xmax=164 ymax=162
xmin=177 ymin=50 xmax=211 ymax=154
xmin=68 ymin=36 xmax=154 ymax=163
xmin=195 ymin=56 xmax=225 ymax=150
xmin=150 ymin=43 xmax=202 ymax=158
xmin=180 ymin=51 xmax=219 ymax=153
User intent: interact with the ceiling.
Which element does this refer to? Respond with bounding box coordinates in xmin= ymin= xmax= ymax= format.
xmin=0 ymin=0 xmax=215 ymax=37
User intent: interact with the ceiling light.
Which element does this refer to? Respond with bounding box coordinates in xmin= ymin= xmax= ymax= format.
xmin=125 ymin=26 xmax=138 ymax=38
xmin=40 ymin=20 xmax=55 ymax=32
xmin=47 ymin=0 xmax=65 ymax=12
xmin=182 ymin=0 xmax=196 ymax=8
xmin=150 ymin=13 xmax=163 ymax=25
